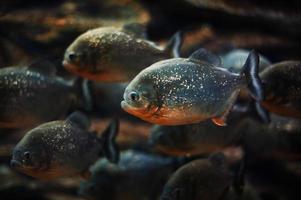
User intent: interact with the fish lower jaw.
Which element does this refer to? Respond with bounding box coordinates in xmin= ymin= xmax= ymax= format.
xmin=121 ymin=101 xmax=155 ymax=119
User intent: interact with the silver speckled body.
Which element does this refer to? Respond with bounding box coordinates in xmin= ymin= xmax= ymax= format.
xmin=123 ymin=58 xmax=243 ymax=125
xmin=79 ymin=150 xmax=179 ymax=200
xmin=160 ymin=155 xmax=231 ymax=200
xmin=0 ymin=67 xmax=78 ymax=128
xmin=13 ymin=120 xmax=101 ymax=179
xmin=64 ymin=27 xmax=169 ymax=82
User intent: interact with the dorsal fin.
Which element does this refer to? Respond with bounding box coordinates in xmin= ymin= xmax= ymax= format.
xmin=189 ymin=48 xmax=222 ymax=67
xmin=28 ymin=59 xmax=56 ymax=75
xmin=122 ymin=23 xmax=147 ymax=38
xmin=66 ymin=111 xmax=91 ymax=130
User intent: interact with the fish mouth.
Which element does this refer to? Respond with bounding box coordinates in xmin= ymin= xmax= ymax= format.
xmin=62 ymin=60 xmax=77 ymax=71
xmin=121 ymin=100 xmax=146 ymax=115
xmin=10 ymin=159 xmax=22 ymax=169
xmin=121 ymin=100 xmax=134 ymax=113
xmin=10 ymin=159 xmax=42 ymax=174
xmin=121 ymin=100 xmax=160 ymax=120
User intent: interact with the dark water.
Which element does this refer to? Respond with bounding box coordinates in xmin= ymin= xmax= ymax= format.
xmin=0 ymin=0 xmax=301 ymax=200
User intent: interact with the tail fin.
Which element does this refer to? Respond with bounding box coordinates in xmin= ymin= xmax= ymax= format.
xmin=241 ymin=50 xmax=263 ymax=101
xmin=73 ymin=78 xmax=93 ymax=112
xmin=232 ymin=100 xmax=270 ymax=124
xmin=99 ymin=118 xmax=120 ymax=163
xmin=250 ymin=100 xmax=271 ymax=123
xmin=164 ymin=31 xmax=183 ymax=58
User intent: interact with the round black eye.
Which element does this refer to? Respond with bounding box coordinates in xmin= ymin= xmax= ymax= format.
xmin=68 ymin=52 xmax=76 ymax=61
xmin=23 ymin=151 xmax=30 ymax=160
xmin=129 ymin=92 xmax=140 ymax=101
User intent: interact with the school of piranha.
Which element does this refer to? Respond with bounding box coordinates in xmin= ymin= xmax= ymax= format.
xmin=1 ymin=0 xmax=301 ymax=200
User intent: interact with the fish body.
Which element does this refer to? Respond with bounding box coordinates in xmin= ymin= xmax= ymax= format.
xmin=10 ymin=112 xmax=119 ymax=180
xmin=63 ymin=24 xmax=182 ymax=82
xmin=0 ymin=64 xmax=90 ymax=129
xmin=122 ymin=49 xmax=263 ymax=126
xmin=148 ymin=105 xmax=256 ymax=156
xmin=79 ymin=150 xmax=183 ymax=200
xmin=260 ymin=61 xmax=301 ymax=118
xmin=222 ymin=49 xmax=271 ymax=73
xmin=150 ymin=113 xmax=301 ymax=160
xmin=149 ymin=121 xmax=241 ymax=156
xmin=160 ymin=153 xmax=231 ymax=200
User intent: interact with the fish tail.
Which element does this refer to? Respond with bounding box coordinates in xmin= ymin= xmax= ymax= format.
xmin=164 ymin=31 xmax=183 ymax=58
xmin=99 ymin=118 xmax=120 ymax=163
xmin=246 ymin=100 xmax=271 ymax=123
xmin=73 ymin=78 xmax=93 ymax=112
xmin=240 ymin=50 xmax=264 ymax=101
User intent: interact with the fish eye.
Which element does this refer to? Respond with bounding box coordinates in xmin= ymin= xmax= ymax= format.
xmin=129 ymin=92 xmax=140 ymax=102
xmin=23 ymin=151 xmax=31 ymax=161
xmin=67 ymin=52 xmax=77 ymax=62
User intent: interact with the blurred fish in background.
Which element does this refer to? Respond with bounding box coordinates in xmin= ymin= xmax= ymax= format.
xmin=0 ymin=0 xmax=301 ymax=200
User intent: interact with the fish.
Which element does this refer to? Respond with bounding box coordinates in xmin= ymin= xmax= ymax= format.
xmin=149 ymin=112 xmax=301 ymax=160
xmin=260 ymin=61 xmax=301 ymax=118
xmin=221 ymin=49 xmax=271 ymax=103
xmin=148 ymin=108 xmax=245 ymax=156
xmin=10 ymin=112 xmax=119 ymax=180
xmin=63 ymin=23 xmax=182 ymax=82
xmin=221 ymin=49 xmax=271 ymax=73
xmin=0 ymin=61 xmax=92 ymax=129
xmin=160 ymin=153 xmax=231 ymax=200
xmin=121 ymin=48 xmax=264 ymax=126
xmin=79 ymin=150 xmax=188 ymax=200
xmin=148 ymin=103 xmax=259 ymax=157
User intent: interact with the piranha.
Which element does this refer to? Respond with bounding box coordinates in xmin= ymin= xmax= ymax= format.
xmin=221 ymin=49 xmax=271 ymax=73
xmin=148 ymin=104 xmax=259 ymax=156
xmin=260 ymin=61 xmax=301 ymax=118
xmin=79 ymin=150 xmax=189 ymax=200
xmin=0 ymin=61 xmax=91 ymax=129
xmin=160 ymin=153 xmax=231 ymax=200
xmin=10 ymin=112 xmax=119 ymax=180
xmin=121 ymin=48 xmax=264 ymax=126
xmin=149 ymin=110 xmax=301 ymax=160
xmin=149 ymin=118 xmax=242 ymax=157
xmin=148 ymin=104 xmax=256 ymax=156
xmin=63 ymin=23 xmax=182 ymax=82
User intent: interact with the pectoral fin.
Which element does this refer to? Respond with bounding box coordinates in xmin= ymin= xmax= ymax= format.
xmin=212 ymin=117 xmax=227 ymax=126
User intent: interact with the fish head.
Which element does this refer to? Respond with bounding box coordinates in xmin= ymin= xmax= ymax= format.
xmin=63 ymin=34 xmax=99 ymax=74
xmin=11 ymin=130 xmax=49 ymax=174
xmin=63 ymin=28 xmax=128 ymax=81
xmin=121 ymin=74 xmax=161 ymax=121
